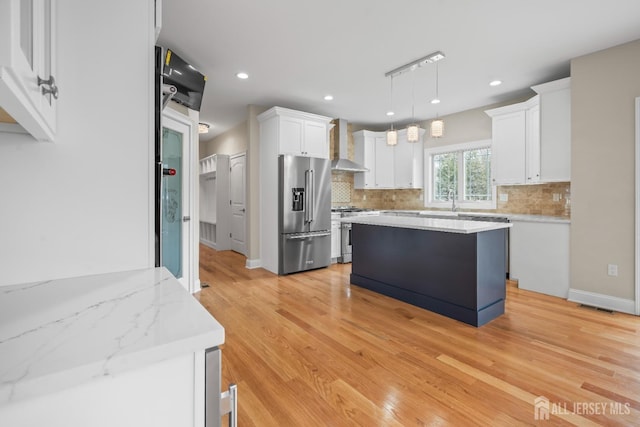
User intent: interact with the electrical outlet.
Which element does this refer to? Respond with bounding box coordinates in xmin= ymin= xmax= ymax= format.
xmin=552 ymin=193 xmax=562 ymax=202
xmin=607 ymin=264 xmax=618 ymax=277
xmin=419 ymin=193 xmax=424 ymax=201
xmin=499 ymin=193 xmax=508 ymax=202
xmin=392 ymin=194 xmax=396 ymax=201
xmin=363 ymin=194 xmax=366 ymax=201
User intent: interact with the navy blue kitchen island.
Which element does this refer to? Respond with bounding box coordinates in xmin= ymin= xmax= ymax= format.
xmin=345 ymin=215 xmax=512 ymax=327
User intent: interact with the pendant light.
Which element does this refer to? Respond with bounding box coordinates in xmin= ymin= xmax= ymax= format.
xmin=430 ymin=62 xmax=444 ymax=138
xmin=386 ymin=76 xmax=398 ymax=146
xmin=406 ymin=71 xmax=419 ymax=142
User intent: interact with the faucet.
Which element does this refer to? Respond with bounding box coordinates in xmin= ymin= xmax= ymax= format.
xmin=449 ymin=189 xmax=458 ymax=212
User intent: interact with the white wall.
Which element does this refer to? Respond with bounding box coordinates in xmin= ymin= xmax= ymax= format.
xmin=200 ymin=120 xmax=247 ymax=158
xmin=0 ymin=0 xmax=155 ymax=286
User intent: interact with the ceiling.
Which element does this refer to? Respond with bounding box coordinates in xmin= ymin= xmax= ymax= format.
xmin=157 ymin=0 xmax=640 ymax=140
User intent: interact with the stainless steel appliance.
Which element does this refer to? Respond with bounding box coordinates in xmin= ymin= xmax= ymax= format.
xmin=332 ymin=207 xmax=380 ymax=263
xmin=279 ymin=155 xmax=332 ymax=274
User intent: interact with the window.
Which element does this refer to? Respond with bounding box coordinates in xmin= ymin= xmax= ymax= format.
xmin=425 ymin=140 xmax=496 ymax=209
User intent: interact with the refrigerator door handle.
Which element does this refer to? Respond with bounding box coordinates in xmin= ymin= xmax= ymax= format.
xmin=308 ymin=169 xmax=314 ymax=223
xmin=304 ymin=170 xmax=309 ymax=223
xmin=304 ymin=169 xmax=315 ymax=226
xmin=285 ymin=231 xmax=331 ymax=240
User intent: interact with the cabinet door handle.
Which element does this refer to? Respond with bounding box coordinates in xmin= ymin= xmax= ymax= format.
xmin=38 ymin=75 xmax=59 ymax=100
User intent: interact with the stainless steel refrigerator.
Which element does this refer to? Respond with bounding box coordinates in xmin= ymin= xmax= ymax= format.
xmin=279 ymin=155 xmax=331 ymax=274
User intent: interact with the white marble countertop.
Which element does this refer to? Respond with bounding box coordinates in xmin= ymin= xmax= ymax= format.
xmin=0 ymin=267 xmax=224 ymax=406
xmin=341 ymin=215 xmax=512 ymax=234
xmin=382 ymin=210 xmax=571 ymax=224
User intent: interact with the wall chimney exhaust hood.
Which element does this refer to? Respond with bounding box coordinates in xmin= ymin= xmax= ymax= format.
xmin=330 ymin=119 xmax=368 ymax=172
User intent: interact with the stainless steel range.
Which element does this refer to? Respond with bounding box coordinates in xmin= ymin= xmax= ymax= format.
xmin=331 ymin=207 xmax=380 ymax=263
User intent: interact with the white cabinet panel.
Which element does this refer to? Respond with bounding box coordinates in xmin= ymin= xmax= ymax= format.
xmin=509 ymin=220 xmax=570 ymax=298
xmin=275 ymin=111 xmax=330 ymax=158
xmin=304 ymin=120 xmax=329 ymax=158
xmin=394 ymin=129 xmax=424 ymax=189
xmin=490 ymin=110 xmax=527 ymax=185
xmin=354 ymin=129 xmax=424 ymax=189
xmin=525 ymin=104 xmax=540 ymax=183
xmin=353 ymin=130 xmax=376 ymax=189
xmin=331 ymin=217 xmax=341 ymax=260
xmin=279 ymin=116 xmax=304 ymax=155
xmin=486 ymin=97 xmax=540 ymax=186
xmin=374 ymin=136 xmax=394 ymax=188
xmin=532 ymin=77 xmax=571 ymax=182
xmin=0 ymin=0 xmax=58 ymax=141
xmin=488 ymin=78 xmax=571 ymax=186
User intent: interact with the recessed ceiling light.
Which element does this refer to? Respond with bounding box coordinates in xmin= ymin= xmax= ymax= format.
xmin=324 ymin=95 xmax=333 ymax=101
xmin=489 ymin=80 xmax=502 ymax=87
xmin=431 ymin=98 xmax=441 ymax=104
xmin=386 ymin=111 xmax=395 ymax=117
xmin=236 ymin=72 xmax=249 ymax=79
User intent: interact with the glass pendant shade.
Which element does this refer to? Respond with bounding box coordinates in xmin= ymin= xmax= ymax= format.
xmin=407 ymin=124 xmax=419 ymax=142
xmin=430 ymin=119 xmax=444 ymax=138
xmin=387 ymin=129 xmax=398 ymax=146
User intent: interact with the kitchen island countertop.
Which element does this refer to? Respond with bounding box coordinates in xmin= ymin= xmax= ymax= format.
xmin=0 ymin=267 xmax=224 ymax=406
xmin=340 ymin=214 xmax=512 ymax=234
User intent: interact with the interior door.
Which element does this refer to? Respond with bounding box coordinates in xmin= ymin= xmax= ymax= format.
xmin=161 ymin=114 xmax=191 ymax=289
xmin=229 ymin=152 xmax=246 ymax=255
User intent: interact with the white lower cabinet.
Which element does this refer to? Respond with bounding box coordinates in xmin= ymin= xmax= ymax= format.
xmin=509 ymin=219 xmax=570 ymax=298
xmin=331 ymin=213 xmax=341 ymax=261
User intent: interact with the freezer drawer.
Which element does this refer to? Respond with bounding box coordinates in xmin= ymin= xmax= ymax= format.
xmin=279 ymin=231 xmax=331 ymax=274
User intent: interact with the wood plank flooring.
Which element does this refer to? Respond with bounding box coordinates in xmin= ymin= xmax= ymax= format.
xmin=197 ymin=245 xmax=640 ymax=426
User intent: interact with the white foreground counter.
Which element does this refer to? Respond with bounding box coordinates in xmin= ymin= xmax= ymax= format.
xmin=0 ymin=267 xmax=224 ymax=407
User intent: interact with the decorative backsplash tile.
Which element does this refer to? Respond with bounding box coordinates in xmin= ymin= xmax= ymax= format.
xmin=332 ymin=181 xmax=352 ymax=204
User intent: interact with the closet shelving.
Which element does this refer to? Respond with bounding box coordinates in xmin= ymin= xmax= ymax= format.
xmin=199 ymin=154 xmax=230 ymax=250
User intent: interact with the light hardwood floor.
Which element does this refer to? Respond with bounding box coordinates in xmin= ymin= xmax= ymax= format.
xmin=197 ymin=245 xmax=640 ymax=426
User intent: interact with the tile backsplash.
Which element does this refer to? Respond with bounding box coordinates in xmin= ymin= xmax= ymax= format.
xmin=497 ymin=182 xmax=570 ymax=217
xmin=331 ymin=176 xmax=571 ymax=217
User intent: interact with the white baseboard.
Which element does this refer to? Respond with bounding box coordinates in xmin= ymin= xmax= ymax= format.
xmin=568 ymin=288 xmax=636 ymax=315
xmin=191 ymin=278 xmax=201 ymax=294
xmin=245 ymin=259 xmax=261 ymax=269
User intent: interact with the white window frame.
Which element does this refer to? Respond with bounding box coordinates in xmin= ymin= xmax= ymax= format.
xmin=424 ymin=139 xmax=497 ymax=210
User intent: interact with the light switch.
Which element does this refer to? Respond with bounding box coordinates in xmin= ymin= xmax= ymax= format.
xmin=607 ymin=264 xmax=618 ymax=277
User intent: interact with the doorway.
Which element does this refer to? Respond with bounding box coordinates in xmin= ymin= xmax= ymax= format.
xmin=161 ymin=110 xmax=196 ymax=292
xmin=230 ymin=152 xmax=247 ymax=255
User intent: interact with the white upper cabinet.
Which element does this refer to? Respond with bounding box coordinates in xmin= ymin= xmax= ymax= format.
xmin=486 ymin=96 xmax=539 ymax=185
xmin=487 ymin=77 xmax=572 ymax=186
xmin=374 ymin=135 xmax=394 ymax=188
xmin=353 ymin=128 xmax=424 ymax=189
xmin=531 ymin=77 xmax=571 ymax=182
xmin=526 ymin=103 xmax=541 ymax=183
xmin=353 ymin=130 xmax=376 ymax=189
xmin=394 ymin=128 xmax=425 ymax=189
xmin=258 ymin=107 xmax=332 ymax=159
xmin=0 ymin=0 xmax=57 ymax=141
